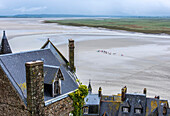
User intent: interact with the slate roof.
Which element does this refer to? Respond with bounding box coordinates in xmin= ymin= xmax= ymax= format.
xmin=100 ymin=101 xmax=121 ymax=116
xmin=84 ymin=94 xmax=100 ymax=106
xmin=146 ymin=97 xmax=169 ymax=116
xmin=118 ymin=93 xmax=146 ymax=116
xmin=44 ymin=65 xmax=61 ymax=84
xmin=0 ymin=31 xmax=12 ymax=54
xmin=84 ymin=88 xmax=170 ymax=116
xmin=41 ymin=39 xmax=68 ymax=65
xmin=0 ymin=48 xmax=78 ymax=104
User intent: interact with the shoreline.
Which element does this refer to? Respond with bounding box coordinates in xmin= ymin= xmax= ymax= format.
xmin=45 ymin=22 xmax=170 ymax=35
xmin=1 ymin=18 xmax=169 ymax=101
xmin=44 ymin=18 xmax=170 ymax=35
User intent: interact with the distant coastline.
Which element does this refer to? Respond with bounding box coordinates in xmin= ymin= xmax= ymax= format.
xmin=1 ymin=14 xmax=170 ymax=18
xmin=43 ymin=18 xmax=170 ymax=35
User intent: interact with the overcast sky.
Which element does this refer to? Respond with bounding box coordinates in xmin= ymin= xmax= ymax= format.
xmin=0 ymin=0 xmax=170 ymax=16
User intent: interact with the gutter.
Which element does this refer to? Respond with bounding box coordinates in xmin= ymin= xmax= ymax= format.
xmin=45 ymin=90 xmax=76 ymax=106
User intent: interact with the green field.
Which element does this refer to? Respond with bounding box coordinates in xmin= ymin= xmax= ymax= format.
xmin=44 ymin=18 xmax=170 ymax=34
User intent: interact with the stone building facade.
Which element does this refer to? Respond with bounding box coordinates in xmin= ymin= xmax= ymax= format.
xmin=83 ymin=82 xmax=170 ymax=116
xmin=0 ymin=31 xmax=78 ymax=116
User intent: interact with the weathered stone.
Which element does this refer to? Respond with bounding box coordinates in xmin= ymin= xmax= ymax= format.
xmin=68 ymin=39 xmax=75 ymax=72
xmin=0 ymin=66 xmax=30 ymax=116
xmin=26 ymin=61 xmax=45 ymax=116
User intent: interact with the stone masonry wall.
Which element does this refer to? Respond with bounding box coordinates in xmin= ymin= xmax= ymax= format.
xmin=0 ymin=66 xmax=30 ymax=116
xmin=45 ymin=96 xmax=74 ymax=116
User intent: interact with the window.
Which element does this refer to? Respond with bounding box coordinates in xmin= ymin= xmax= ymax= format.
xmin=52 ymin=69 xmax=64 ymax=97
xmin=89 ymin=105 xmax=99 ymax=114
xmin=83 ymin=107 xmax=89 ymax=114
xmin=163 ymin=104 xmax=167 ymax=115
xmin=53 ymin=78 xmax=61 ymax=97
xmin=122 ymin=107 xmax=130 ymax=113
xmin=134 ymin=108 xmax=142 ymax=114
xmin=54 ymin=79 xmax=60 ymax=94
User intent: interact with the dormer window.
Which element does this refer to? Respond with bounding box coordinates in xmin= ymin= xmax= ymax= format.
xmin=134 ymin=108 xmax=142 ymax=114
xmin=122 ymin=98 xmax=131 ymax=113
xmin=122 ymin=107 xmax=130 ymax=113
xmin=134 ymin=100 xmax=143 ymax=114
xmin=44 ymin=65 xmax=64 ymax=97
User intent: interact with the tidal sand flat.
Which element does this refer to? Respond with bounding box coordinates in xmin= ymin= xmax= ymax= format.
xmin=1 ymin=18 xmax=170 ymax=101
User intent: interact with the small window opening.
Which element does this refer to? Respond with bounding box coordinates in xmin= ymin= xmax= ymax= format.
xmin=122 ymin=107 xmax=130 ymax=113
xmin=83 ymin=107 xmax=89 ymax=114
xmin=134 ymin=108 xmax=142 ymax=114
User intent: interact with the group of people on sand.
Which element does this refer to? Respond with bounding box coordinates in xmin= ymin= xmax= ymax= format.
xmin=97 ymin=50 xmax=124 ymax=56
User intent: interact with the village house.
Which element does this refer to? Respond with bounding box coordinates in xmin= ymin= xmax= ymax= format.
xmin=0 ymin=31 xmax=79 ymax=116
xmin=83 ymin=81 xmax=170 ymax=116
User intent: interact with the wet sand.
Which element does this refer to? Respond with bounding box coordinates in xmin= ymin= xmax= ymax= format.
xmin=0 ymin=18 xmax=170 ymax=101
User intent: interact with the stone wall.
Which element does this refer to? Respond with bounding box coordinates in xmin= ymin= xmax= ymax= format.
xmin=0 ymin=61 xmax=74 ymax=116
xmin=0 ymin=66 xmax=30 ymax=116
xmin=45 ymin=96 xmax=74 ymax=116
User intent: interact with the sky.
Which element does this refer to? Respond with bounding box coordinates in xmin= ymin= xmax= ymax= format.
xmin=0 ymin=0 xmax=170 ymax=16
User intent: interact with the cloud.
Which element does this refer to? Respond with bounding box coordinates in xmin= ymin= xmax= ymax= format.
xmin=14 ymin=6 xmax=47 ymax=13
xmin=1 ymin=0 xmax=170 ymax=16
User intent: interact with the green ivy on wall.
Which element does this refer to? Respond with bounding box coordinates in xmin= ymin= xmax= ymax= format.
xmin=69 ymin=84 xmax=88 ymax=116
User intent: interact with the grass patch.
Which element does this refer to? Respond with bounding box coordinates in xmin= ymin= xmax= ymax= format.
xmin=44 ymin=18 xmax=170 ymax=34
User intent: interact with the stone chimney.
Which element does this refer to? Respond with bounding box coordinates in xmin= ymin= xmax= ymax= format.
xmin=25 ymin=61 xmax=45 ymax=116
xmin=143 ymin=88 xmax=147 ymax=95
xmin=98 ymin=87 xmax=102 ymax=97
xmin=68 ymin=39 xmax=75 ymax=72
xmin=124 ymin=86 xmax=127 ymax=93
xmin=121 ymin=88 xmax=125 ymax=101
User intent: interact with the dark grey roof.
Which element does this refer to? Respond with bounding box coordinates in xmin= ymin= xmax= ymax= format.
xmin=0 ymin=48 xmax=78 ymax=104
xmin=41 ymin=39 xmax=68 ymax=65
xmin=118 ymin=93 xmax=146 ymax=116
xmin=44 ymin=65 xmax=60 ymax=84
xmin=146 ymin=97 xmax=169 ymax=116
xmin=0 ymin=31 xmax=12 ymax=54
xmin=99 ymin=101 xmax=120 ymax=116
xmin=148 ymin=108 xmax=158 ymax=116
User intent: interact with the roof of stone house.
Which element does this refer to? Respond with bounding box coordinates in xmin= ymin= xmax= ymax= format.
xmin=146 ymin=97 xmax=169 ymax=115
xmin=99 ymin=95 xmax=121 ymax=116
xmin=100 ymin=102 xmax=121 ymax=116
xmin=148 ymin=107 xmax=158 ymax=116
xmin=0 ymin=31 xmax=12 ymax=54
xmin=84 ymin=94 xmax=100 ymax=106
xmin=0 ymin=48 xmax=78 ymax=105
xmin=41 ymin=39 xmax=68 ymax=65
xmin=117 ymin=93 xmax=147 ymax=115
xmin=44 ymin=65 xmax=64 ymax=84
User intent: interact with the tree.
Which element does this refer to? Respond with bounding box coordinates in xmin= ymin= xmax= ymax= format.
xmin=69 ymin=84 xmax=88 ymax=116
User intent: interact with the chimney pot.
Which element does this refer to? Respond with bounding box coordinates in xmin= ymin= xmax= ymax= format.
xmin=98 ymin=87 xmax=102 ymax=97
xmin=121 ymin=88 xmax=125 ymax=101
xmin=143 ymin=88 xmax=147 ymax=95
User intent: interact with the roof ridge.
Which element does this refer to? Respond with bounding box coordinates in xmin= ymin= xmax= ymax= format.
xmin=0 ymin=48 xmax=50 ymax=57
